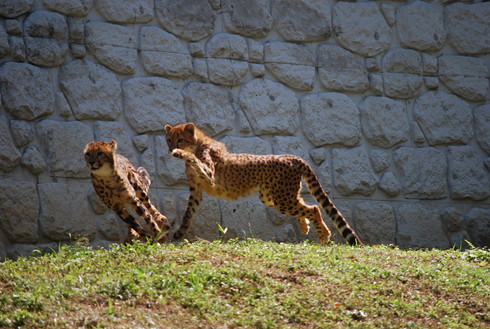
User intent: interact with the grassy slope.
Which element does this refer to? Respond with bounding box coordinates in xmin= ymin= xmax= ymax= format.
xmin=0 ymin=239 xmax=488 ymax=329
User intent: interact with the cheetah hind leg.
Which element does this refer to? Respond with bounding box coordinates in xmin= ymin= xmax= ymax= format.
xmin=290 ymin=201 xmax=331 ymax=244
xmin=124 ymin=228 xmax=146 ymax=243
xmin=116 ymin=205 xmax=153 ymax=242
xmin=260 ymin=188 xmax=311 ymax=233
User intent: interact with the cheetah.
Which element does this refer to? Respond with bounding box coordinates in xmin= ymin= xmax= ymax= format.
xmin=84 ymin=140 xmax=170 ymax=243
xmin=164 ymin=123 xmax=363 ymax=246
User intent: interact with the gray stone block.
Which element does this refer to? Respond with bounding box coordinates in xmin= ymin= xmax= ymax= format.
xmin=85 ymin=21 xmax=137 ymax=75
xmin=448 ymin=146 xmax=489 ymax=201
xmin=87 ymin=188 xmax=108 ymax=215
xmin=0 ymin=115 xmax=21 ymax=171
xmin=4 ymin=18 xmax=22 ymax=36
xmin=272 ymin=0 xmax=331 ymax=42
xmin=140 ymin=147 xmax=156 ymax=182
xmin=359 ymin=96 xmax=409 ymax=148
xmin=8 ymin=36 xmax=25 ymax=61
xmin=239 ymin=79 xmax=299 ymax=135
xmin=132 ymin=135 xmax=150 ymax=153
xmin=155 ymin=0 xmax=216 ymax=41
xmin=24 ymin=11 xmax=69 ymax=67
xmin=265 ymin=41 xmax=315 ymax=91
xmin=438 ymin=55 xmax=489 ymax=102
xmin=20 ymin=146 xmax=46 ymax=175
xmin=383 ymin=73 xmax=423 ymax=99
xmin=55 ymin=91 xmax=72 ymax=118
xmin=445 ymin=3 xmax=490 ymax=55
xmin=317 ymin=44 xmax=368 ymax=92
xmin=59 ymin=59 xmax=122 ymax=120
xmin=414 ymin=91 xmax=473 ymax=146
xmin=95 ymin=0 xmax=153 ymax=23
xmin=382 ymin=48 xmax=422 ymax=74
xmin=440 ymin=207 xmax=464 ymax=233
xmin=222 ymin=0 xmax=272 ymax=38
xmin=396 ymin=1 xmax=446 ymax=51
xmin=0 ymin=179 xmax=39 ymax=243
xmin=207 ymin=58 xmax=248 ymax=86
xmin=333 ymin=1 xmax=391 ymax=56
xmin=0 ymin=62 xmax=54 ymax=120
xmin=43 ymin=0 xmax=93 ymax=17
xmin=333 ymin=147 xmax=378 ymax=196
xmin=380 ymin=3 xmax=396 ymax=26
xmin=316 ymin=157 xmax=332 ymax=194
xmin=354 ymin=202 xmax=396 ymax=245
xmin=0 ymin=0 xmax=33 ymax=18
xmin=368 ymin=73 xmax=383 ymax=95
xmin=300 ymin=92 xmax=361 ymax=147
xmin=394 ymin=147 xmax=447 ymax=199
xmin=397 ymin=204 xmax=449 ymax=249
xmin=474 ymin=104 xmax=490 ymax=154
xmin=183 ymin=82 xmax=235 ymax=136
xmin=37 ymin=120 xmax=93 ymax=178
xmin=221 ymin=198 xmax=277 ymax=241
xmin=369 ymin=149 xmax=391 ymax=173
xmin=220 ymin=136 xmax=272 ymax=155
xmin=67 ymin=17 xmax=84 ymax=42
xmin=247 ymin=39 xmax=264 ymax=63
xmin=0 ymin=25 xmax=8 ymax=58
xmin=465 ymin=208 xmax=490 ymax=248
xmin=70 ymin=43 xmax=86 ymax=58
xmin=140 ymin=26 xmax=192 ymax=78
xmin=10 ymin=120 xmax=33 ymax=147
xmin=236 ymin=109 xmax=252 ymax=135
xmin=271 ymin=136 xmax=309 ymax=161
xmin=378 ymin=171 xmax=401 ymax=197
xmin=192 ymin=58 xmax=208 ymax=82
xmin=38 ymin=181 xmax=96 ymax=241
xmin=123 ymin=77 xmax=185 ymax=133
xmin=97 ymin=213 xmax=124 ymax=242
xmin=422 ymin=53 xmax=437 ymax=75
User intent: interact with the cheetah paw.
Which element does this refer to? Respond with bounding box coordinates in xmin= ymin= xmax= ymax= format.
xmin=171 ymin=149 xmax=184 ymax=158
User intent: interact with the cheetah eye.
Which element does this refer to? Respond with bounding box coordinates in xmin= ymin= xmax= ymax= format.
xmin=97 ymin=151 xmax=104 ymax=157
xmin=177 ymin=138 xmax=183 ymax=144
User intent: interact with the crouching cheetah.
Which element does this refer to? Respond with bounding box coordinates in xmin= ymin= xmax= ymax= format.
xmin=84 ymin=140 xmax=170 ymax=243
xmin=164 ymin=123 xmax=363 ymax=246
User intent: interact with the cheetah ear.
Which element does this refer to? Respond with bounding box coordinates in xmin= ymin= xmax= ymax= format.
xmin=109 ymin=140 xmax=117 ymax=151
xmin=164 ymin=124 xmax=172 ymax=134
xmin=184 ymin=123 xmax=195 ymax=135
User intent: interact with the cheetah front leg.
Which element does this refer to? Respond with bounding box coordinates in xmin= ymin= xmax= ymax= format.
xmin=174 ymin=185 xmax=202 ymax=240
xmin=171 ymin=149 xmax=215 ymax=186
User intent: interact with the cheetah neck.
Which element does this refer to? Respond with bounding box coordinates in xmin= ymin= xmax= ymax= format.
xmin=90 ymin=162 xmax=116 ymax=177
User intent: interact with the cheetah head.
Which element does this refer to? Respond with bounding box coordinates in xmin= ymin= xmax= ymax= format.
xmin=84 ymin=140 xmax=117 ymax=174
xmin=164 ymin=123 xmax=198 ymax=153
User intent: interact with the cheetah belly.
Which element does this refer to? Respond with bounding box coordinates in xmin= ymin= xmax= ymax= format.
xmin=203 ymin=183 xmax=259 ymax=200
xmin=201 ymin=169 xmax=261 ymax=201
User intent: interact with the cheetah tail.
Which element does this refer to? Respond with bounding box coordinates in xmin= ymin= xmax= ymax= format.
xmin=302 ymin=162 xmax=364 ymax=246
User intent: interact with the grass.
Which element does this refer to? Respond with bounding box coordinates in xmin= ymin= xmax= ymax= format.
xmin=0 ymin=239 xmax=488 ymax=328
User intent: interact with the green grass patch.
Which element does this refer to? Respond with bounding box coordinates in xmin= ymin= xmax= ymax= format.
xmin=0 ymin=239 xmax=488 ymax=328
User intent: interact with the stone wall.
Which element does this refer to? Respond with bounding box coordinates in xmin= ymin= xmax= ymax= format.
xmin=0 ymin=0 xmax=489 ymax=259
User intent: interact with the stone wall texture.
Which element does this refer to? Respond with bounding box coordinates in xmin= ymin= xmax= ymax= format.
xmin=0 ymin=0 xmax=489 ymax=258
